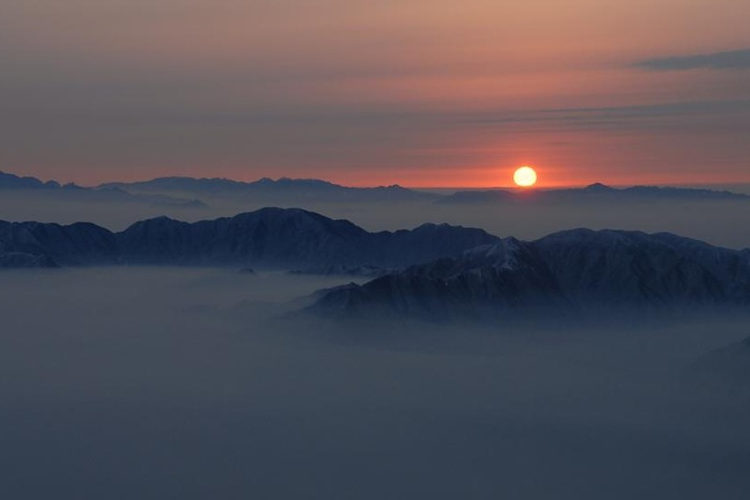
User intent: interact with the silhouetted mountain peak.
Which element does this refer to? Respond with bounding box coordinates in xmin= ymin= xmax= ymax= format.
xmin=584 ymin=182 xmax=614 ymax=192
xmin=0 ymin=170 xmax=58 ymax=190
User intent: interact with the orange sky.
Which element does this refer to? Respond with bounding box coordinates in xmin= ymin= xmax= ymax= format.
xmin=2 ymin=0 xmax=749 ymax=187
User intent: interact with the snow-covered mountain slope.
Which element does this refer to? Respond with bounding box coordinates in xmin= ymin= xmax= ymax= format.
xmin=310 ymin=229 xmax=750 ymax=319
xmin=0 ymin=221 xmax=119 ymax=266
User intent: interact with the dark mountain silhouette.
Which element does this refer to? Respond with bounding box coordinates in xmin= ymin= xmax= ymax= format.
xmin=0 ymin=252 xmax=58 ymax=268
xmin=439 ymin=183 xmax=750 ymax=204
xmin=0 ymin=221 xmax=120 ymax=266
xmin=0 ymin=208 xmax=499 ymax=270
xmin=0 ymin=171 xmax=61 ymax=190
xmin=0 ymin=170 xmax=206 ymax=208
xmin=6 ymin=170 xmax=746 ymax=206
xmin=310 ymin=229 xmax=750 ymax=320
xmin=99 ymin=176 xmax=439 ymax=202
xmin=572 ymin=183 xmax=750 ymax=200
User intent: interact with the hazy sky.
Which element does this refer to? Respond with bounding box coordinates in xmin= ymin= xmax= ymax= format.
xmin=2 ymin=0 xmax=749 ymax=186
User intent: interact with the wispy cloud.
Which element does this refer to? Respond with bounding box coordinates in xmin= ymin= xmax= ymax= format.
xmin=457 ymin=100 xmax=750 ymax=132
xmin=636 ymin=49 xmax=750 ymax=71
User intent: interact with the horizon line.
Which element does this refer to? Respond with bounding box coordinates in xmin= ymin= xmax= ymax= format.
xmin=4 ymin=168 xmax=750 ymax=192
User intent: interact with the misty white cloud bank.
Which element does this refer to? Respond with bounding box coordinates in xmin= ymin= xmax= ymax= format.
xmin=1 ymin=267 xmax=749 ymax=498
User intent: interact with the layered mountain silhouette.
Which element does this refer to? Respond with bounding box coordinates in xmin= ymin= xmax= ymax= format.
xmin=5 ymin=204 xmax=750 ymax=317
xmin=100 ymin=176 xmax=438 ymax=202
xmin=5 ymin=170 xmax=748 ymax=206
xmin=0 ymin=171 xmax=62 ymax=190
xmin=439 ymin=183 xmax=750 ymax=204
xmin=0 ymin=208 xmax=498 ymax=270
xmin=0 ymin=170 xmax=205 ymax=208
xmin=310 ymin=229 xmax=750 ymax=320
xmin=100 ymin=177 xmax=750 ymax=204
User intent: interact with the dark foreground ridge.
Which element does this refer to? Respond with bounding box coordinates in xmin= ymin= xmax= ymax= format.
xmin=310 ymin=229 xmax=750 ymax=319
xmin=0 ymin=208 xmax=498 ymax=271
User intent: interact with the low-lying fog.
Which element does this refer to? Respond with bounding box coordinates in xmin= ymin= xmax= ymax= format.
xmin=2 ymin=267 xmax=749 ymax=499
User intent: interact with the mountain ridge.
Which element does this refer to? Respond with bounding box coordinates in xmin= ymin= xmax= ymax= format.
xmin=438 ymin=183 xmax=750 ymax=204
xmin=4 ymin=170 xmax=748 ymax=204
xmin=0 ymin=170 xmax=206 ymax=208
xmin=98 ymin=175 xmax=438 ymax=202
xmin=310 ymin=227 xmax=750 ymax=320
xmin=0 ymin=207 xmax=499 ymax=270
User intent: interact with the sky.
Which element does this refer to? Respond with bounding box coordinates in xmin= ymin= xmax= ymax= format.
xmin=1 ymin=0 xmax=749 ymax=187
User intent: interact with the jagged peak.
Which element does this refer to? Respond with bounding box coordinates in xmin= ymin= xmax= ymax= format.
xmin=122 ymin=215 xmax=184 ymax=231
xmin=228 ymin=206 xmax=336 ymax=220
xmin=536 ymin=227 xmax=653 ymax=242
xmin=584 ymin=182 xmax=614 ymax=191
xmin=412 ymin=222 xmax=451 ymax=230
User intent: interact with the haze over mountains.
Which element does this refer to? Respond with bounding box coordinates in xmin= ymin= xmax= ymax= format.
xmin=96 ymin=175 xmax=750 ymax=204
xmin=5 ymin=0 xmax=750 ymax=495
xmin=2 ymin=204 xmax=750 ymax=320
xmin=3 ymin=170 xmax=749 ymax=206
xmin=5 ymin=168 xmax=750 ymax=250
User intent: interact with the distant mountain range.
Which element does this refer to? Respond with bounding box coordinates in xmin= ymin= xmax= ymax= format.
xmin=99 ymin=176 xmax=439 ymax=202
xmin=0 ymin=170 xmax=206 ymax=208
xmin=0 ymin=208 xmax=498 ymax=270
xmin=438 ymin=183 xmax=750 ymax=203
xmin=3 ymin=169 xmax=748 ymax=205
xmin=0 ymin=171 xmax=63 ymax=190
xmin=310 ymin=228 xmax=750 ymax=320
xmin=96 ymin=177 xmax=750 ymax=204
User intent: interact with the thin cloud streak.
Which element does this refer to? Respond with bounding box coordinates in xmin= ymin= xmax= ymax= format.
xmin=456 ymin=100 xmax=750 ymax=133
xmin=637 ymin=49 xmax=750 ymax=71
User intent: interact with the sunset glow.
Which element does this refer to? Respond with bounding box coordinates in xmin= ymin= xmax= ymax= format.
xmin=1 ymin=1 xmax=749 ymax=187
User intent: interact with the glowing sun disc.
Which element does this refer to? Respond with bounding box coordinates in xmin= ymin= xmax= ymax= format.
xmin=513 ymin=166 xmax=538 ymax=187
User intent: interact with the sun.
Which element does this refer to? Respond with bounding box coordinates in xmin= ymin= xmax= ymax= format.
xmin=513 ymin=166 xmax=538 ymax=187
